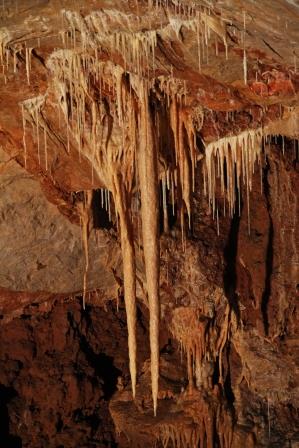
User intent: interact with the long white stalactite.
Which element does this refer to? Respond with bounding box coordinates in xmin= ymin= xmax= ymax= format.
xmin=112 ymin=175 xmax=137 ymax=398
xmin=79 ymin=190 xmax=93 ymax=310
xmin=137 ymin=80 xmax=160 ymax=416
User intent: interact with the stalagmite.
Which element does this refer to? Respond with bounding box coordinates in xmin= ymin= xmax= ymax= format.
xmin=137 ymin=80 xmax=160 ymax=415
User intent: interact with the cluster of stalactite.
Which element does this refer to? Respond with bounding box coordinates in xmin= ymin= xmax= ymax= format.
xmin=170 ymin=303 xmax=231 ymax=392
xmin=204 ymin=128 xmax=264 ymax=231
xmin=20 ymin=44 xmax=206 ymax=414
xmin=16 ymin=3 xmax=298 ymax=419
xmin=159 ymin=394 xmax=233 ymax=448
xmin=0 ymin=0 xmax=255 ymax=86
xmin=60 ymin=3 xmax=230 ymax=77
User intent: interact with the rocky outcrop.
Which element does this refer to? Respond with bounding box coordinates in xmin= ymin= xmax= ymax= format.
xmin=0 ymin=148 xmax=120 ymax=312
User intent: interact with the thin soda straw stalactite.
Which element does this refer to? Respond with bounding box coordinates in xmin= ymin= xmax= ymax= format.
xmin=21 ymin=103 xmax=27 ymax=169
xmin=44 ymin=126 xmax=48 ymax=171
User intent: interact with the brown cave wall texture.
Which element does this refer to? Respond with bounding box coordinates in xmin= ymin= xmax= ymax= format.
xmin=0 ymin=0 xmax=299 ymax=447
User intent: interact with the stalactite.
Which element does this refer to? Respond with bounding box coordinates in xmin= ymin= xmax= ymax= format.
xmin=112 ymin=175 xmax=137 ymax=399
xmin=170 ymin=307 xmax=208 ymax=387
xmin=47 ymin=50 xmax=140 ymax=400
xmin=0 ymin=28 xmax=10 ymax=81
xmin=43 ymin=10 xmax=291 ymax=424
xmin=79 ymin=190 xmax=93 ymax=310
xmin=36 ymin=105 xmax=40 ymax=164
xmin=158 ymin=394 xmax=232 ymax=448
xmin=161 ymin=174 xmax=169 ymax=233
xmin=204 ymin=127 xmax=263 ymax=221
xmin=25 ymin=46 xmax=31 ymax=85
xmin=169 ymin=96 xmax=201 ymax=229
xmin=21 ymin=103 xmax=27 ymax=168
xmin=137 ymin=80 xmax=160 ymax=416
xmin=200 ymin=11 xmax=228 ymax=60
xmin=44 ymin=126 xmax=48 ymax=171
xmin=20 ymin=95 xmax=46 ymax=168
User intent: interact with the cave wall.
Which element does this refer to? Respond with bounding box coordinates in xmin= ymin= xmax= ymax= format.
xmin=0 ymin=1 xmax=298 ymax=447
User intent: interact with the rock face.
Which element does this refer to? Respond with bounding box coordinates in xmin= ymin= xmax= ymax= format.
xmin=0 ymin=148 xmax=119 ymax=298
xmin=0 ymin=0 xmax=298 ymax=447
xmin=0 ymin=298 xmax=150 ymax=448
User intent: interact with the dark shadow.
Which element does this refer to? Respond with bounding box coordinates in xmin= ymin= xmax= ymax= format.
xmin=223 ymin=343 xmax=235 ymax=407
xmin=0 ymin=384 xmax=22 ymax=448
xmin=159 ymin=180 xmax=178 ymax=234
xmin=261 ymin=158 xmax=274 ymax=336
xmin=91 ymin=189 xmax=113 ymax=230
xmin=93 ymin=352 xmax=122 ymax=400
xmin=212 ymin=356 xmax=220 ymax=385
xmin=223 ymin=203 xmax=241 ymax=323
xmin=67 ymin=310 xmax=121 ymax=400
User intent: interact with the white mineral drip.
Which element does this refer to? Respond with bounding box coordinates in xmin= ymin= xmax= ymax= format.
xmin=196 ymin=12 xmax=202 ymax=71
xmin=20 ymin=95 xmax=46 ymax=168
xmin=205 ymin=127 xmax=263 ymax=221
xmin=162 ymin=174 xmax=169 ymax=233
xmin=44 ymin=126 xmax=48 ymax=170
xmin=25 ymin=46 xmax=32 ymax=85
xmin=21 ymin=103 xmax=27 ymax=168
xmin=0 ymin=28 xmax=11 ymax=79
xmin=36 ymin=106 xmax=40 ymax=164
xmin=200 ymin=10 xmax=228 ymax=59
